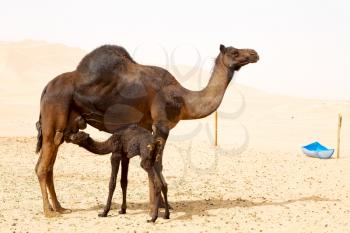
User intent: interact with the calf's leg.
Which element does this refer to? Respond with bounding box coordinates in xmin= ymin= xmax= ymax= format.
xmin=98 ymin=153 xmax=121 ymax=217
xmin=119 ymin=156 xmax=129 ymax=214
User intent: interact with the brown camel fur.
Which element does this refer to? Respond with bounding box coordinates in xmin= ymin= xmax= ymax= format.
xmin=35 ymin=44 xmax=259 ymax=217
xmin=68 ymin=124 xmax=169 ymax=222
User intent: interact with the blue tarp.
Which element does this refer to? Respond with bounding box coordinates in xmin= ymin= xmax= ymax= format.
xmin=301 ymin=141 xmax=334 ymax=159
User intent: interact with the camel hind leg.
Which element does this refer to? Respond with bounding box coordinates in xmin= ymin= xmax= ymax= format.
xmin=46 ymin=150 xmax=72 ymax=214
xmin=35 ymin=106 xmax=70 ymax=217
xmin=47 ymin=109 xmax=82 ymax=214
xmin=35 ymin=133 xmax=61 ymax=217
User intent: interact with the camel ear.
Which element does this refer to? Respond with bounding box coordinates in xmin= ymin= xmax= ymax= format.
xmin=220 ymin=44 xmax=226 ymax=54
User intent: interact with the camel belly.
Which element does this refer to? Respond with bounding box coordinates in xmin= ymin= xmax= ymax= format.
xmin=73 ymin=92 xmax=151 ymax=133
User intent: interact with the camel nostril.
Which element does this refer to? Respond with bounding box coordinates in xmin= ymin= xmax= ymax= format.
xmin=248 ymin=53 xmax=259 ymax=62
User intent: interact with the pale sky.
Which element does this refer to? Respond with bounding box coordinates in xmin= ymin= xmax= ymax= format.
xmin=1 ymin=0 xmax=349 ymax=100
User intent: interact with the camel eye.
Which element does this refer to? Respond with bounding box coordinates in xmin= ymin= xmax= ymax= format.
xmin=233 ymin=51 xmax=239 ymax=57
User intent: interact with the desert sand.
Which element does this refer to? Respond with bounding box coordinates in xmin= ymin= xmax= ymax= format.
xmin=0 ymin=41 xmax=349 ymax=233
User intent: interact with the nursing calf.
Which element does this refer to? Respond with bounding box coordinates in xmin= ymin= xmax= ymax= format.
xmin=68 ymin=124 xmax=169 ymax=222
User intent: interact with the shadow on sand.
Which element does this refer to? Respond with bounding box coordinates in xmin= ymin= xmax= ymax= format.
xmin=72 ymin=195 xmax=338 ymax=220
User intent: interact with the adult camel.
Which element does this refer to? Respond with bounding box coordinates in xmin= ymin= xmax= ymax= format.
xmin=35 ymin=44 xmax=259 ymax=217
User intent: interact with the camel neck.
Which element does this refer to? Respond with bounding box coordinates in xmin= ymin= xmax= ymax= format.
xmin=182 ymin=56 xmax=234 ymax=119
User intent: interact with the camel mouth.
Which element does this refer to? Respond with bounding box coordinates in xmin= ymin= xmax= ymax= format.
xmin=239 ymin=61 xmax=250 ymax=67
xmin=233 ymin=56 xmax=258 ymax=71
xmin=249 ymin=54 xmax=259 ymax=63
xmin=244 ymin=50 xmax=259 ymax=64
xmin=239 ymin=58 xmax=256 ymax=66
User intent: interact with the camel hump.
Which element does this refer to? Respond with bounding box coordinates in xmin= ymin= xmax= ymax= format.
xmin=76 ymin=45 xmax=135 ymax=81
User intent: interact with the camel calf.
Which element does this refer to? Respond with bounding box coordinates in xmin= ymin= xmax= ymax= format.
xmin=68 ymin=124 xmax=169 ymax=222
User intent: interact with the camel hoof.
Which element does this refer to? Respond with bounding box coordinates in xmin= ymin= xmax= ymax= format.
xmin=159 ymin=202 xmax=172 ymax=210
xmin=163 ymin=214 xmax=170 ymax=219
xmin=56 ymin=207 xmax=72 ymax=214
xmin=98 ymin=212 xmax=107 ymax=217
xmin=44 ymin=210 xmax=61 ymax=218
xmin=118 ymin=208 xmax=126 ymax=214
xmin=147 ymin=218 xmax=156 ymax=223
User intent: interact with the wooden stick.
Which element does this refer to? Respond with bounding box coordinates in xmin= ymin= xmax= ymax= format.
xmin=214 ymin=111 xmax=218 ymax=146
xmin=337 ymin=113 xmax=342 ymax=159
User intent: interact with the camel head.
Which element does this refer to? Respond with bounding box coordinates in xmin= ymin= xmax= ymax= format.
xmin=68 ymin=131 xmax=90 ymax=144
xmin=219 ymin=44 xmax=259 ymax=71
xmin=140 ymin=138 xmax=157 ymax=170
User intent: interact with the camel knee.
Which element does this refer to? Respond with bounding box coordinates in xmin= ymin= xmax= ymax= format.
xmin=111 ymin=153 xmax=120 ymax=164
xmin=120 ymin=171 xmax=128 ymax=188
xmin=155 ymin=180 xmax=166 ymax=193
xmin=35 ymin=164 xmax=49 ymax=179
xmin=35 ymin=154 xmax=42 ymax=174
xmin=120 ymin=177 xmax=128 ymax=188
xmin=152 ymin=122 xmax=169 ymax=139
xmin=35 ymin=142 xmax=57 ymax=179
xmin=36 ymin=158 xmax=54 ymax=178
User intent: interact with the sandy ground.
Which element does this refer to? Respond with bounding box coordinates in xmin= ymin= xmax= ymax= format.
xmin=1 ymin=137 xmax=350 ymax=233
xmin=1 ymin=41 xmax=350 ymax=232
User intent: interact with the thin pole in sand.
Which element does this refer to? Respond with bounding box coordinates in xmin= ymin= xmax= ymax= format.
xmin=337 ymin=113 xmax=342 ymax=159
xmin=214 ymin=111 xmax=218 ymax=146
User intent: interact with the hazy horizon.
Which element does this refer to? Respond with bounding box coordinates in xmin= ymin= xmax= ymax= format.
xmin=1 ymin=0 xmax=349 ymax=100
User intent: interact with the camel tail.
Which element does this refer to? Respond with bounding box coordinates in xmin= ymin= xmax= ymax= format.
xmin=36 ymin=85 xmax=48 ymax=154
xmin=35 ymin=115 xmax=42 ymax=154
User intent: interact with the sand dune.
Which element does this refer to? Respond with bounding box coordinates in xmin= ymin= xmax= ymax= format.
xmin=0 ymin=41 xmax=349 ymax=232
